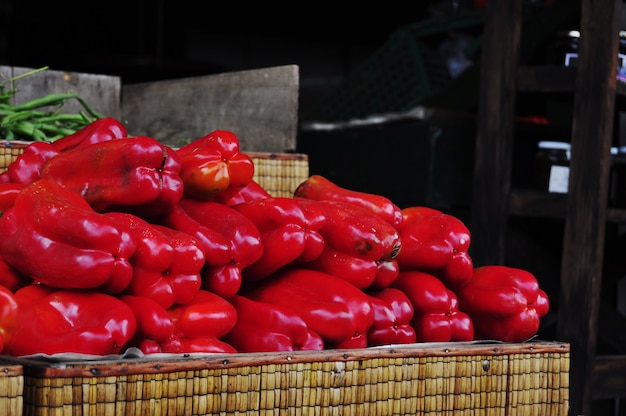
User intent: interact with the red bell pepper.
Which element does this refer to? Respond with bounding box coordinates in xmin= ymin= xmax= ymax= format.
xmin=107 ymin=212 xmax=204 ymax=309
xmin=119 ymin=294 xmax=176 ymax=354
xmin=159 ymin=204 xmax=231 ymax=268
xmin=3 ymin=141 xmax=59 ymax=185
xmin=50 ymin=117 xmax=127 ymax=152
xmin=396 ymin=206 xmax=473 ymax=292
xmin=0 ymin=285 xmax=18 ymax=354
xmin=210 ymin=180 xmax=271 ymax=206
xmin=4 ymin=284 xmax=137 ymax=356
xmin=245 ymin=267 xmax=374 ymax=349
xmin=224 ymin=294 xmax=324 ymax=352
xmin=366 ymin=287 xmax=416 ymax=347
xmin=456 ymin=265 xmax=550 ymax=342
xmin=294 ymin=198 xmax=401 ymax=289
xmin=0 ymin=180 xmax=136 ymax=291
xmin=0 ymin=183 xmax=24 ymax=214
xmin=0 ymin=258 xmax=31 ymax=293
xmin=294 ymin=174 xmax=403 ymax=227
xmin=391 ymin=270 xmax=474 ymax=342
xmin=233 ymin=197 xmax=325 ymax=280
xmin=372 ymin=259 xmax=400 ymax=290
xmin=160 ymin=290 xmax=237 ymax=354
xmin=176 ymin=199 xmax=263 ymax=298
xmin=176 ymin=130 xmax=255 ymax=200
xmin=0 ymin=118 xmax=127 ymax=185
xmin=40 ymin=136 xmax=184 ymax=218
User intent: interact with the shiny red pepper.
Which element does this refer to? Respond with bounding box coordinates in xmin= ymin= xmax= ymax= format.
xmin=50 ymin=117 xmax=127 ymax=152
xmin=40 ymin=136 xmax=184 ymax=219
xmin=107 ymin=212 xmax=204 ymax=309
xmin=224 ymin=294 xmax=324 ymax=352
xmin=0 ymin=285 xmax=18 ymax=354
xmin=4 ymin=284 xmax=137 ymax=356
xmin=294 ymin=174 xmax=403 ymax=227
xmin=3 ymin=141 xmax=59 ymax=185
xmin=396 ymin=206 xmax=473 ymax=292
xmin=0 ymin=180 xmax=136 ymax=291
xmin=391 ymin=270 xmax=474 ymax=342
xmin=176 ymin=130 xmax=255 ymax=200
xmin=119 ymin=294 xmax=176 ymax=354
xmin=366 ymin=287 xmax=416 ymax=346
xmin=176 ymin=199 xmax=263 ymax=298
xmin=233 ymin=197 xmax=325 ymax=281
xmin=295 ymin=198 xmax=401 ymax=289
xmin=0 ymin=258 xmax=31 ymax=293
xmin=160 ymin=290 xmax=237 ymax=354
xmin=0 ymin=183 xmax=24 ymax=214
xmin=456 ymin=265 xmax=550 ymax=342
xmin=210 ymin=180 xmax=271 ymax=206
xmin=0 ymin=118 xmax=127 ymax=185
xmin=245 ymin=267 xmax=374 ymax=349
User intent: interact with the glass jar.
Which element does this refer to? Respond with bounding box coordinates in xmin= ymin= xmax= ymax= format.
xmin=534 ymin=141 xmax=571 ymax=193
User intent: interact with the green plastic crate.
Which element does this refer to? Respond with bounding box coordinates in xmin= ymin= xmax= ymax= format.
xmin=305 ymin=12 xmax=484 ymax=123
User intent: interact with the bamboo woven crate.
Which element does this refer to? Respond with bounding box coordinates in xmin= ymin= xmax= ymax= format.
xmin=246 ymin=152 xmax=309 ymax=198
xmin=0 ymin=360 xmax=24 ymax=415
xmin=11 ymin=342 xmax=569 ymax=416
xmin=0 ymin=141 xmax=30 ymax=173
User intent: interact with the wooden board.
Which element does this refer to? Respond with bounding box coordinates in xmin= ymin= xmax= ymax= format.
xmin=121 ymin=65 xmax=299 ymax=152
xmin=0 ymin=66 xmax=122 ymax=120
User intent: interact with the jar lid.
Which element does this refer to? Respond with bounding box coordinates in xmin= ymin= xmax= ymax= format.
xmin=538 ymin=141 xmax=571 ymax=150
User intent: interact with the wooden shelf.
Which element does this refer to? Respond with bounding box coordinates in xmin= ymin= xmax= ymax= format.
xmin=509 ymin=189 xmax=626 ymax=222
xmin=470 ymin=1 xmax=626 ymax=414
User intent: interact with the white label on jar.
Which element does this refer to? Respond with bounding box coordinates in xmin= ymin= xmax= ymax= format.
xmin=548 ymin=165 xmax=569 ymax=193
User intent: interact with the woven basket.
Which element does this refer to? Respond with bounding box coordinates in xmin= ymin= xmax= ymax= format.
xmin=246 ymin=152 xmax=309 ymax=198
xmin=0 ymin=142 xmax=309 ymax=198
xmin=0 ymin=141 xmax=30 ymax=173
xmin=0 ymin=360 xmax=24 ymax=416
xmin=8 ymin=342 xmax=569 ymax=416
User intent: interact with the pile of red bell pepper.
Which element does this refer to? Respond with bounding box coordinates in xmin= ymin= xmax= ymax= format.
xmin=0 ymin=118 xmax=551 ymax=357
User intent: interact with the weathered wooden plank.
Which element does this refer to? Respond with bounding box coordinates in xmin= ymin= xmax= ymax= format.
xmin=121 ymin=65 xmax=299 ymax=152
xmin=0 ymin=66 xmax=122 ymax=120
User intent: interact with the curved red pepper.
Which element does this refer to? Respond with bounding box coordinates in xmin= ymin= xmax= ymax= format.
xmin=177 ymin=199 xmax=263 ymax=298
xmin=372 ymin=259 xmax=400 ymax=289
xmin=210 ymin=180 xmax=271 ymax=206
xmin=0 ymin=258 xmax=30 ymax=292
xmin=304 ymin=247 xmax=379 ymax=289
xmin=396 ymin=206 xmax=473 ymax=292
xmin=50 ymin=117 xmax=127 ymax=152
xmin=176 ymin=130 xmax=255 ymax=200
xmin=456 ymin=265 xmax=550 ymax=342
xmin=294 ymin=174 xmax=403 ymax=227
xmin=366 ymin=287 xmax=416 ymax=346
xmin=108 ymin=212 xmax=204 ymax=309
xmin=119 ymin=294 xmax=176 ymax=354
xmin=159 ymin=204 xmax=231 ymax=268
xmin=245 ymin=267 xmax=374 ymax=348
xmin=233 ymin=197 xmax=325 ymax=281
xmin=40 ymin=136 xmax=184 ymax=218
xmin=0 ymin=285 xmax=18 ymax=354
xmin=0 ymin=180 xmax=136 ymax=290
xmin=294 ymin=198 xmax=400 ymax=289
xmin=161 ymin=290 xmax=237 ymax=354
xmin=391 ymin=270 xmax=474 ymax=342
xmin=4 ymin=141 xmax=59 ymax=185
xmin=4 ymin=284 xmax=137 ymax=356
xmin=0 ymin=183 xmax=24 ymax=214
xmin=316 ymin=200 xmax=400 ymax=262
xmin=224 ymin=294 xmax=322 ymax=352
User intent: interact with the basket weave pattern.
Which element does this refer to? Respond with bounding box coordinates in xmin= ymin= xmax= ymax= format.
xmin=0 ymin=143 xmax=309 ymax=198
xmin=12 ymin=342 xmax=569 ymax=416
